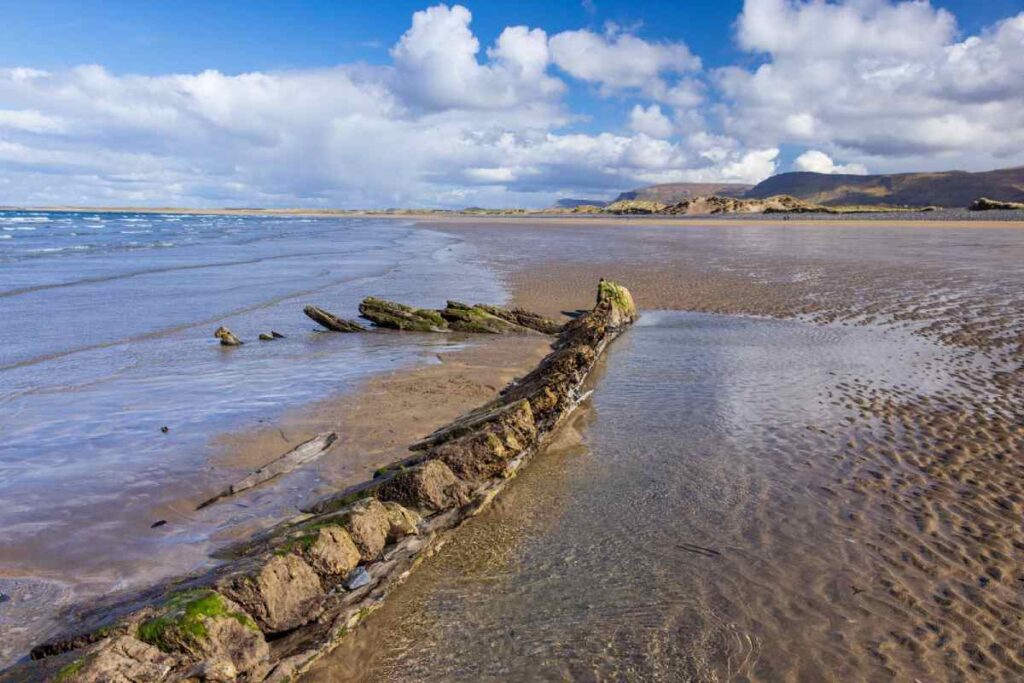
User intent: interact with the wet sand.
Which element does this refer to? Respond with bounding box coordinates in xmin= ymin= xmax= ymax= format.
xmin=302 ymin=218 xmax=1023 ymax=681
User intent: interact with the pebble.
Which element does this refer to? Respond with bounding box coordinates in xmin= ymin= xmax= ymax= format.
xmin=344 ymin=566 xmax=371 ymax=591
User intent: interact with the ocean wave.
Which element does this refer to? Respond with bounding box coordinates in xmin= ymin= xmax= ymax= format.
xmin=0 ymin=234 xmax=11 ymax=240
xmin=27 ymin=245 xmax=91 ymax=254
xmin=119 ymin=230 xmax=153 ymax=234
xmin=0 ymin=216 xmax=50 ymax=224
xmin=2 ymin=226 xmax=36 ymax=231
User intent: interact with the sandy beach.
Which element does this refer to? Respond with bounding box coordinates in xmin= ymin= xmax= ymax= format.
xmin=297 ymin=217 xmax=1023 ymax=681
xmin=2 ymin=214 xmax=1023 ymax=681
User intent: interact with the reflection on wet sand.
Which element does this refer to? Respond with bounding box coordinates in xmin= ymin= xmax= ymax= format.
xmin=306 ymin=221 xmax=1023 ymax=682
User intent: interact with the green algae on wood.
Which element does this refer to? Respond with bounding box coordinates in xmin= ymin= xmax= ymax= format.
xmin=358 ymin=297 xmax=449 ymax=332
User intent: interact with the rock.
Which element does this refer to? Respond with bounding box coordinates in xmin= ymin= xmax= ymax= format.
xmin=213 ymin=326 xmax=243 ymax=346
xmin=343 ymin=566 xmax=371 ymax=591
xmin=52 ymin=635 xmax=176 ymax=683
xmin=218 ymin=555 xmax=324 ymax=634
xmin=382 ymin=501 xmax=422 ymax=541
xmin=358 ymin=297 xmax=449 ymax=332
xmin=271 ymin=330 xmax=285 ymax=339
xmin=298 ymin=525 xmax=361 ymax=578
xmin=160 ymin=426 xmax=169 ymax=433
xmin=968 ymin=197 xmax=1024 ymax=211
xmin=378 ymin=460 xmax=471 ymax=513
xmin=184 ymin=658 xmax=237 ymax=682
xmin=134 ymin=589 xmax=268 ymax=675
xmin=258 ymin=332 xmax=275 ymax=341
xmin=0 ymin=592 xmax=7 ymax=603
xmin=150 ymin=520 xmax=167 ymax=529
xmin=303 ymin=305 xmax=366 ymax=332
xmin=344 ymin=498 xmax=391 ymax=561
xmin=432 ymin=401 xmax=536 ymax=481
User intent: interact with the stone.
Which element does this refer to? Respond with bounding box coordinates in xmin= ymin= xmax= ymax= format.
xmin=377 ymin=460 xmax=471 ymax=513
xmin=258 ymin=332 xmax=275 ymax=341
xmin=343 ymin=567 xmax=371 ymax=591
xmin=134 ymin=589 xmax=268 ymax=675
xmin=213 ymin=326 xmax=243 ymax=346
xmin=432 ymin=401 xmax=536 ymax=481
xmin=53 ymin=635 xmax=176 ymax=683
xmin=218 ymin=555 xmax=324 ymax=634
xmin=382 ymin=501 xmax=422 ymax=541
xmin=358 ymin=297 xmax=448 ymax=332
xmin=344 ymin=498 xmax=391 ymax=561
xmin=184 ymin=658 xmax=237 ymax=682
xmin=300 ymin=525 xmax=361 ymax=578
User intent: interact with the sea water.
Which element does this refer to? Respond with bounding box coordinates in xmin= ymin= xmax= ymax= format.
xmin=0 ymin=211 xmax=504 ymax=664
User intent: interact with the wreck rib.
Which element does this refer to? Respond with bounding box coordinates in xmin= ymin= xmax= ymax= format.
xmin=6 ymin=280 xmax=635 ymax=683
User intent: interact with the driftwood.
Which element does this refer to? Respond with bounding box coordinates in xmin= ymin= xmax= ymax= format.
xmin=10 ymin=281 xmax=635 ymax=683
xmin=358 ymin=297 xmax=561 ymax=335
xmin=196 ymin=432 xmax=338 ymax=510
xmin=303 ymin=305 xmax=365 ymax=332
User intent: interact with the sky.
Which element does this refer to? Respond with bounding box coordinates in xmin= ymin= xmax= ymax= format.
xmin=0 ymin=0 xmax=1022 ymax=208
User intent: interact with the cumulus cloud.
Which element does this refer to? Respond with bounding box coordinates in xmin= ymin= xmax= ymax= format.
xmin=793 ymin=150 xmax=868 ymax=175
xmin=549 ymin=25 xmax=700 ymax=99
xmin=391 ymin=5 xmax=563 ymax=110
xmin=0 ymin=1 xmax=1020 ymax=207
xmin=720 ymin=0 xmax=1024 ymax=172
xmin=628 ymin=104 xmax=673 ymax=138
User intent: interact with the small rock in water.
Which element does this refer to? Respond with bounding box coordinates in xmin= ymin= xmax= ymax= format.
xmin=150 ymin=520 xmax=167 ymax=528
xmin=258 ymin=332 xmax=275 ymax=341
xmin=343 ymin=566 xmax=371 ymax=591
xmin=214 ymin=326 xmax=243 ymax=346
xmin=271 ymin=330 xmax=285 ymax=338
xmin=160 ymin=425 xmax=169 ymax=433
xmin=0 ymin=592 xmax=8 ymax=604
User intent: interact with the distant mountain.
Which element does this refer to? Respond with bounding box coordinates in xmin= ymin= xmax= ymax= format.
xmin=744 ymin=166 xmax=1024 ymax=207
xmin=615 ymin=182 xmax=752 ymax=203
xmin=553 ymin=198 xmax=608 ymax=209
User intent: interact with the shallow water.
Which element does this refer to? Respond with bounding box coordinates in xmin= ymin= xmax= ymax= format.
xmin=307 ymin=311 xmax=981 ymax=682
xmin=0 ymin=211 xmax=505 ymax=665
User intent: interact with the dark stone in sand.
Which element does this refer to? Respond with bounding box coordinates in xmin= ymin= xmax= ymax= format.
xmin=343 ymin=566 xmax=371 ymax=591
xmin=150 ymin=520 xmax=167 ymax=529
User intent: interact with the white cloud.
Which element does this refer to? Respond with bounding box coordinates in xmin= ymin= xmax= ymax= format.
xmin=549 ymin=26 xmax=700 ymax=98
xmin=793 ymin=150 xmax=867 ymax=175
xmin=720 ymin=0 xmax=1024 ymax=172
xmin=719 ymin=148 xmax=779 ymax=184
xmin=0 ymin=1 xmax=1021 ymax=207
xmin=390 ymin=4 xmax=563 ymax=110
xmin=628 ymin=104 xmax=673 ymax=138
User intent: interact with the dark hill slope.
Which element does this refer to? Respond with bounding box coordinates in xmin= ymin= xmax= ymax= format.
xmin=744 ymin=166 xmax=1024 ymax=207
xmin=615 ymin=182 xmax=752 ymax=203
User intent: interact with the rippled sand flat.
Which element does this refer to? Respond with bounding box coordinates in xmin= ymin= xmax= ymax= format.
xmin=305 ymin=219 xmax=1023 ymax=682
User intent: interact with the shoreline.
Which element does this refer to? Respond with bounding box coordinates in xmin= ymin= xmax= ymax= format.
xmin=2 ymin=205 xmax=1023 ymax=229
xmin=2 ymin=283 xmax=637 ymax=681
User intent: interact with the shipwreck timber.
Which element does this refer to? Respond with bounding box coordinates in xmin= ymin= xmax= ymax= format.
xmin=4 ymin=280 xmax=636 ymax=683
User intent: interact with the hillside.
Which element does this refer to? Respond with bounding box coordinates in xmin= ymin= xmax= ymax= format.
xmin=745 ymin=166 xmax=1024 ymax=207
xmin=615 ymin=182 xmax=752 ymax=203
